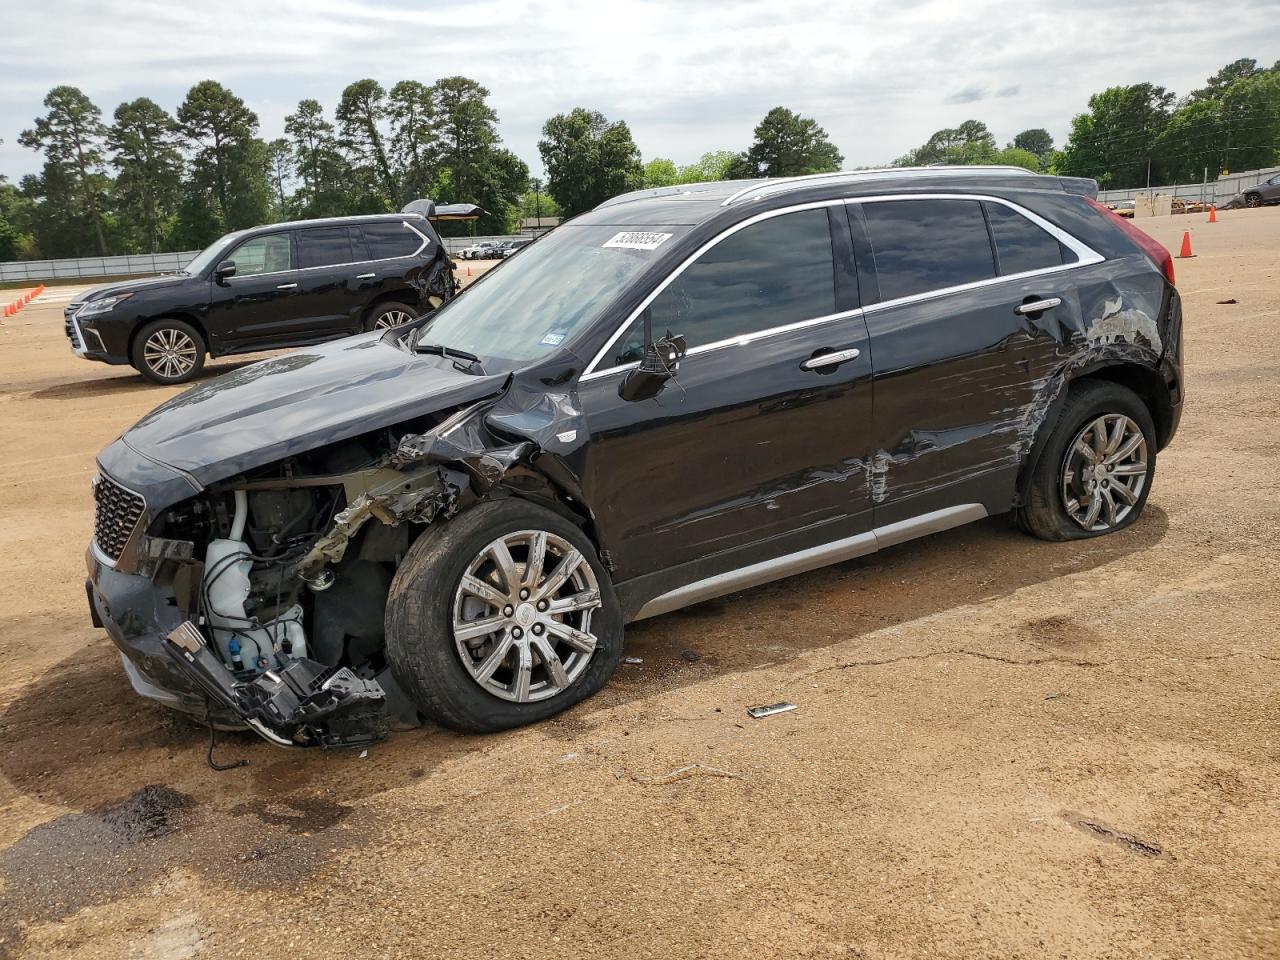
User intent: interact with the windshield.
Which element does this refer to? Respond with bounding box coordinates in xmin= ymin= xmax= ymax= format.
xmin=418 ymin=224 xmax=689 ymax=366
xmin=184 ymin=231 xmax=244 ymax=276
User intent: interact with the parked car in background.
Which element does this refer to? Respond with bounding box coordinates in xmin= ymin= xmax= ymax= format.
xmin=502 ymin=238 xmax=535 ymax=258
xmin=65 ymin=213 xmax=455 ymax=384
xmin=85 ymin=166 xmax=1183 ymax=748
xmin=1243 ymin=173 xmax=1280 ymax=207
xmin=458 ymin=241 xmax=501 ymax=260
xmin=1108 ymin=199 xmax=1136 ymax=218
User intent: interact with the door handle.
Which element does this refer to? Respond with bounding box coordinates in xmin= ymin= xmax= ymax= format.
xmin=276 ymin=283 xmax=298 ymax=290
xmin=356 ymin=273 xmax=376 ymax=280
xmin=1014 ymin=297 xmax=1061 ymax=315
xmin=801 ymin=347 xmax=861 ymax=371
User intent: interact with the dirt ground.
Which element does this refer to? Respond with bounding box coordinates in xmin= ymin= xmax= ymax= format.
xmin=0 ymin=216 xmax=1277 ymax=960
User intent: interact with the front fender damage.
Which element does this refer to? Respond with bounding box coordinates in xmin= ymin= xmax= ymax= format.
xmin=162 ymin=374 xmax=591 ymax=751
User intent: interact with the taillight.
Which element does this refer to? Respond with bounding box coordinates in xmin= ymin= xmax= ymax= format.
xmin=1086 ymin=197 xmax=1176 ymax=286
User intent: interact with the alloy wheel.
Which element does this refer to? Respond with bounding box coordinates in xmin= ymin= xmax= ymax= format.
xmin=374 ymin=309 xmax=414 ymax=329
xmin=1246 ymin=193 xmax=1261 ymax=208
xmin=452 ymin=530 xmax=603 ymax=703
xmin=1060 ymin=413 xmax=1148 ymax=532
xmin=142 ymin=328 xmax=198 ymax=379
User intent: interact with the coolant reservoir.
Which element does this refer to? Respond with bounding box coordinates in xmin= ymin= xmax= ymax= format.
xmin=203 ymin=537 xmax=307 ymax=671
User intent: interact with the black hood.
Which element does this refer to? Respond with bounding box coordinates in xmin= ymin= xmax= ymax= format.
xmin=81 ymin=274 xmax=191 ymax=301
xmin=119 ymin=332 xmax=506 ymax=486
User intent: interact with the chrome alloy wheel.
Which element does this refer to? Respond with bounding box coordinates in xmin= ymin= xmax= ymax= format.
xmin=452 ymin=530 xmax=603 ymax=703
xmin=374 ymin=308 xmax=415 ymax=329
xmin=1060 ymin=413 xmax=1149 ymax=532
xmin=142 ymin=328 xmax=198 ymax=379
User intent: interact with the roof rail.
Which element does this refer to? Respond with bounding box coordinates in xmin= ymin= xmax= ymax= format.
xmin=595 ymin=180 xmax=757 ymax=210
xmin=720 ymin=165 xmax=1040 ymax=206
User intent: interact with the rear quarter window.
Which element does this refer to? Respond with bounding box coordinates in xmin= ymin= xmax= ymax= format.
xmin=362 ymin=222 xmax=426 ymax=259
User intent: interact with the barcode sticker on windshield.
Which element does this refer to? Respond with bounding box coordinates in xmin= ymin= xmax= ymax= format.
xmin=603 ymin=231 xmax=673 ymax=251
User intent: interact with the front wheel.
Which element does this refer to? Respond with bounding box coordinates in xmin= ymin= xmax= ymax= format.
xmin=386 ymin=499 xmax=623 ymax=732
xmin=1016 ymin=380 xmax=1156 ymax=541
xmin=1245 ymin=192 xmax=1262 ymax=208
xmin=130 ymin=318 xmax=206 ymax=385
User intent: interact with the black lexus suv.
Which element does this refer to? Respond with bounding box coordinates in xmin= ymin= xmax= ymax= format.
xmin=65 ymin=212 xmax=456 ymax=384
xmin=84 ymin=166 xmax=1183 ymax=749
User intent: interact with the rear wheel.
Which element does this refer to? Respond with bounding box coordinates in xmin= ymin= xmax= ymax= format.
xmin=365 ymin=302 xmax=419 ymax=331
xmin=1016 ymin=380 xmax=1156 ymax=541
xmin=130 ymin=318 xmax=206 ymax=385
xmin=386 ymin=499 xmax=623 ymax=732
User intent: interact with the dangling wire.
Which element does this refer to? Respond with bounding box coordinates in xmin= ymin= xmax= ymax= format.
xmin=204 ymin=700 xmax=249 ymax=772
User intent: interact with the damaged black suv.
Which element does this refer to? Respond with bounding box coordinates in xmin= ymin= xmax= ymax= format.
xmin=86 ymin=167 xmax=1184 ymax=747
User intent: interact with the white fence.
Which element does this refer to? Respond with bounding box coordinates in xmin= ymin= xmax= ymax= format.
xmin=0 ymin=250 xmax=201 ymax=283
xmin=0 ymin=236 xmax=530 ymax=283
xmin=1097 ymin=166 xmax=1280 ymax=205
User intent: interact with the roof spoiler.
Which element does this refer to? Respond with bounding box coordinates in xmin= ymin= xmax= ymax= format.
xmin=1058 ymin=177 xmax=1099 ymax=200
xmin=401 ymin=199 xmax=487 ymax=221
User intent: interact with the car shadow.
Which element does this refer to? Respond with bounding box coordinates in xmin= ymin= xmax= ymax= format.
xmin=0 ymin=505 xmax=1169 ymax=815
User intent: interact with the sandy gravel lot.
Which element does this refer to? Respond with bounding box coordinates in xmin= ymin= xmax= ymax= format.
xmin=0 ymin=216 xmax=1277 ymax=959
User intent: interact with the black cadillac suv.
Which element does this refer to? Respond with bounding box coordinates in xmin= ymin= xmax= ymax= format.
xmin=84 ymin=166 xmax=1184 ymax=748
xmin=65 ymin=212 xmax=456 ymax=384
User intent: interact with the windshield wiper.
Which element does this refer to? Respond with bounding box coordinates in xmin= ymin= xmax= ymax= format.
xmin=414 ymin=342 xmax=485 ymax=372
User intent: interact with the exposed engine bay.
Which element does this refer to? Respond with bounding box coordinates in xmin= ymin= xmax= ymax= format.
xmin=141 ymin=386 xmax=567 ymax=749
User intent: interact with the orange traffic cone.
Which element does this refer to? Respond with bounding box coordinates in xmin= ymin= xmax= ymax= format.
xmin=1177 ymin=231 xmax=1195 ymax=258
xmin=1208 ymin=205 xmax=1217 ymax=223
xmin=466 ymin=266 xmax=472 ymax=278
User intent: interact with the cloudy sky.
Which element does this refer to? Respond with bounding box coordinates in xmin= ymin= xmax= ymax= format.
xmin=1 ymin=0 xmax=1277 ymax=184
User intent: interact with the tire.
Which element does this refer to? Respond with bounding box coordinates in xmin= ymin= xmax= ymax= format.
xmin=1246 ymin=192 xmax=1262 ymax=208
xmin=1015 ymin=380 xmax=1157 ymax=542
xmin=386 ymin=499 xmax=624 ymax=732
xmin=365 ymin=301 xmax=419 ymax=332
xmin=130 ymin=318 xmax=206 ymax=385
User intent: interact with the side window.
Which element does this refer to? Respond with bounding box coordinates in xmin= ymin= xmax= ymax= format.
xmin=229 ymin=233 xmax=293 ymax=276
xmin=613 ymin=208 xmax=834 ymax=362
xmin=862 ymin=199 xmax=994 ymax=301
xmin=985 ymin=202 xmax=1068 ymax=274
xmin=297 ymin=227 xmax=356 ymax=269
xmin=362 ymin=221 xmax=425 ymax=259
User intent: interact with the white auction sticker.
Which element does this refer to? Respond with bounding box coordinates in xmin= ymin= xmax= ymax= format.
xmin=603 ymin=231 xmax=673 ymax=251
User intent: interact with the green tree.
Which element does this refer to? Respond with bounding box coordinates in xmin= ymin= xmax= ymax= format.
xmin=736 ymin=107 xmax=843 ymax=177
xmin=432 ymin=76 xmax=500 ymax=203
xmin=0 ymin=171 xmax=38 ymax=260
xmin=19 ymin=86 xmax=110 ymax=254
xmin=677 ymin=150 xmax=739 ymax=182
xmin=1191 ymin=58 xmax=1263 ymax=101
xmin=1012 ymin=128 xmax=1054 ymax=159
xmin=538 ymin=107 xmax=643 ymax=215
xmin=336 ymin=79 xmax=397 ymax=207
xmin=995 ymin=146 xmax=1041 ymax=171
xmin=896 ymin=119 xmax=996 ymax=166
xmin=519 ymin=185 xmax=561 ymax=219
xmin=108 ymin=97 xmax=184 ymax=253
xmin=1058 ymin=84 xmax=1174 ymax=188
xmin=643 ymin=157 xmax=679 ymax=187
xmin=177 ymin=81 xmax=270 ymax=230
xmin=265 ymin=137 xmax=294 ymax=213
xmin=388 ymin=80 xmax=439 ymax=202
xmin=284 ymin=98 xmax=354 ymax=217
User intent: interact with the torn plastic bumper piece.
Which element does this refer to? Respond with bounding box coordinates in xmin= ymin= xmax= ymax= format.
xmin=164 ymin=621 xmax=388 ymax=749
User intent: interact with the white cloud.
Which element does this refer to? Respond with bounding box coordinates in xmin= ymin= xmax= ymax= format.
xmin=2 ymin=0 xmax=1277 ymax=182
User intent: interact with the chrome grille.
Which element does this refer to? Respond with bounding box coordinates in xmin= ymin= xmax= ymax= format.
xmin=93 ymin=475 xmax=145 ymax=562
xmin=65 ymin=315 xmax=83 ymax=350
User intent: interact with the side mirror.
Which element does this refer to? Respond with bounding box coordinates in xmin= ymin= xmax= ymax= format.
xmin=619 ymin=333 xmax=687 ymax=402
xmin=214 ymin=260 xmax=237 ymax=283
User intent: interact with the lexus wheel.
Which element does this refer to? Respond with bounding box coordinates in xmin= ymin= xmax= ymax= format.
xmin=386 ymin=499 xmax=623 ymax=732
xmin=130 ymin=318 xmax=206 ymax=385
xmin=366 ymin=302 xmax=419 ymax=331
xmin=1016 ymin=380 xmax=1157 ymax=541
xmin=1246 ymin=192 xmax=1262 ymax=208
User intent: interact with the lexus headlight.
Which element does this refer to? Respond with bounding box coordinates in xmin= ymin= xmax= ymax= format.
xmin=77 ymin=293 xmax=134 ymax=318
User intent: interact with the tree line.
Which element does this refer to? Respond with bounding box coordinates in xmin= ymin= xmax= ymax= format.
xmin=2 ymin=57 xmax=1277 ymax=261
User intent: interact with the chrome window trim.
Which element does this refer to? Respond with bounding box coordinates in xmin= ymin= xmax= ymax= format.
xmin=224 ymin=220 xmax=430 ymax=281
xmin=581 ymin=193 xmax=1103 ymax=381
xmin=581 ymin=199 xmax=846 ymax=381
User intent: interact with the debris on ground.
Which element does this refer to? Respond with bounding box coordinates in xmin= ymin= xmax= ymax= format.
xmin=1217 ymin=298 xmax=1238 ymax=304
xmin=747 ymin=702 xmax=798 ymax=719
xmin=632 ymin=764 xmax=743 ymax=785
